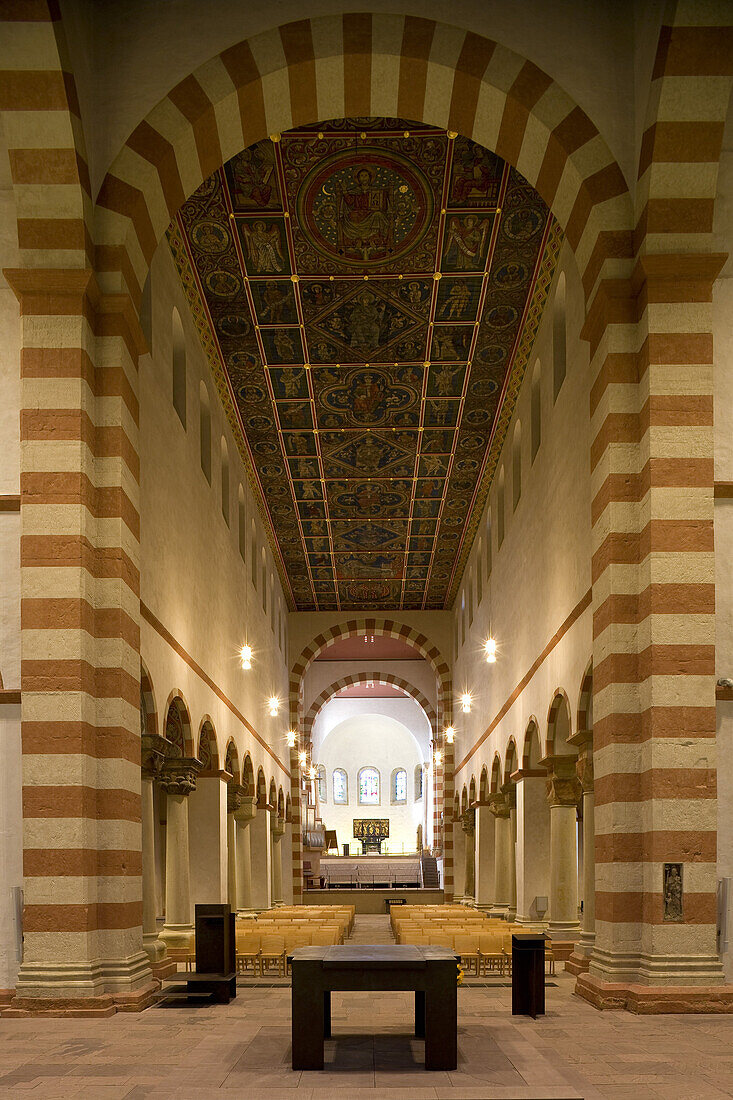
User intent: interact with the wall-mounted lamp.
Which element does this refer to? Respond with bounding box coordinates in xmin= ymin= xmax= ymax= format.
xmin=308 ymin=764 xmax=317 ymax=781
xmin=444 ymin=726 xmax=455 ymax=744
xmin=434 ymin=750 xmax=443 ymax=767
xmin=484 ymin=637 xmax=497 ymax=664
xmin=461 ymin=693 xmax=472 ymax=713
xmin=240 ymin=644 xmax=252 ymax=670
xmin=286 ymin=730 xmax=297 ymax=749
xmin=268 ymin=696 xmax=280 ymax=716
xmin=298 ymin=750 xmax=307 ymax=768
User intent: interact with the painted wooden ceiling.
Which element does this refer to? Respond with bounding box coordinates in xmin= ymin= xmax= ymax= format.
xmin=171 ymin=118 xmax=560 ymax=612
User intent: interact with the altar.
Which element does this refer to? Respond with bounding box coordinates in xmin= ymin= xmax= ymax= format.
xmin=353 ymin=817 xmax=388 ymax=854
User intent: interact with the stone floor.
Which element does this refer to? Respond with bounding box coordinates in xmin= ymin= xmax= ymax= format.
xmin=1 ymin=916 xmax=733 ymax=1098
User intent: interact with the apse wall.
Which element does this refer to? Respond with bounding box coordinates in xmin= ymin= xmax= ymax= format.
xmin=451 ymin=239 xmax=593 ymax=791
xmin=316 ymin=713 xmax=424 ymax=853
xmin=139 ymin=239 xmax=291 ymax=790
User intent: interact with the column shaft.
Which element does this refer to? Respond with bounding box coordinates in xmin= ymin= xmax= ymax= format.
xmin=141 ymin=776 xmax=164 ymax=962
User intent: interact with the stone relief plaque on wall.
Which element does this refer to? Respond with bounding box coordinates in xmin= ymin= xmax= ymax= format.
xmin=663 ymin=862 xmax=683 ymax=921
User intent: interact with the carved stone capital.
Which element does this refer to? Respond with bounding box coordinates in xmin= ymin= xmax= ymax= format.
xmin=488 ymin=792 xmax=510 ymax=819
xmin=234 ymin=795 xmax=257 ymax=824
xmin=271 ymin=820 xmax=286 ymax=839
xmin=461 ymin=809 xmax=475 ymax=836
xmin=141 ymin=734 xmax=170 ymax=779
xmin=501 ymin=783 xmax=516 ymax=811
xmin=160 ymin=756 xmax=202 ymax=797
xmin=227 ymin=782 xmax=247 ymax=814
xmin=546 ymin=759 xmax=582 ymax=808
xmin=576 ymin=750 xmax=594 ymax=794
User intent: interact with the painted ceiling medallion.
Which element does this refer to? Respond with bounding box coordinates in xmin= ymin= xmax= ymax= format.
xmin=296 ymin=148 xmax=434 ymax=268
xmin=173 ymin=117 xmax=560 ymax=612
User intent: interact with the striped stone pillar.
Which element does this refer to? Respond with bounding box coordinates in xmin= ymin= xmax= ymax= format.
xmin=442 ymin=739 xmax=455 ymax=900
xmin=4 ymin=269 xmax=154 ymax=1016
xmin=578 ymin=254 xmax=733 ymax=1010
xmin=289 ymin=746 xmax=302 ymax=903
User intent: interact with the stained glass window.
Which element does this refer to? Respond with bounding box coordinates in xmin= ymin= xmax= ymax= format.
xmin=359 ymin=767 xmax=379 ymax=804
xmin=317 ymin=765 xmax=326 ymax=804
xmin=393 ymin=769 xmax=407 ymax=803
xmin=415 ymin=765 xmax=423 ymax=800
xmin=333 ymin=768 xmax=348 ymax=804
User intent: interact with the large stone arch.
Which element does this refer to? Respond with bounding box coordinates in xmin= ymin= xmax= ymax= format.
xmin=94 ymin=14 xmax=633 ymax=308
xmin=304 ymin=671 xmax=437 ymax=743
xmin=290 ymin=618 xmax=451 ymax=731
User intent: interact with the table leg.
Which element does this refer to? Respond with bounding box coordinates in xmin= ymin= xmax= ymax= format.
xmin=414 ymin=990 xmax=425 ymax=1038
xmin=425 ymin=961 xmax=457 ymax=1070
xmin=324 ymin=990 xmax=332 ymax=1038
xmin=291 ymin=960 xmax=325 ymax=1070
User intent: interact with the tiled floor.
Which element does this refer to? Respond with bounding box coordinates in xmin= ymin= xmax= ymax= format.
xmin=1 ymin=916 xmax=733 ymax=1098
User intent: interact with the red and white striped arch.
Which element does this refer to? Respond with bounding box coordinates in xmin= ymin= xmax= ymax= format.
xmin=303 ymin=671 xmax=437 ymax=743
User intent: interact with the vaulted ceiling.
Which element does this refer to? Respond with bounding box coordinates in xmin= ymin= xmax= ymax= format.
xmin=170 ymin=118 xmax=561 ymax=612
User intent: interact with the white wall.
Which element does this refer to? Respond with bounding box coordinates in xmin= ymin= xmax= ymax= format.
xmin=139 ymin=238 xmax=291 ymax=795
xmin=451 ymin=240 xmax=592 ymax=797
xmin=317 ymin=713 xmax=424 ymax=854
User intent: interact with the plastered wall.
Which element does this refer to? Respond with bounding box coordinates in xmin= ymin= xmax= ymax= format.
xmin=139 ymin=238 xmax=291 ymax=793
xmin=451 ymin=240 xmax=593 ymax=794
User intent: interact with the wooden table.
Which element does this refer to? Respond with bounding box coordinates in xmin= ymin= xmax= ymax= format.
xmin=288 ymin=945 xmax=458 ymax=1070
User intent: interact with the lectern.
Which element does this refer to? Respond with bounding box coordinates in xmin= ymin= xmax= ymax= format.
xmin=511 ymin=933 xmax=545 ymax=1018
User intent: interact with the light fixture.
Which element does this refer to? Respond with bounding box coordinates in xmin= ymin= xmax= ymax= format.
xmin=461 ymin=692 xmax=472 ymax=713
xmin=434 ymin=750 xmax=443 ymax=767
xmin=484 ymin=637 xmax=497 ymax=664
xmin=286 ymin=730 xmax=297 ymax=749
xmin=240 ymin=644 xmax=252 ymax=670
xmin=308 ymin=764 xmax=317 ymax=781
xmin=445 ymin=726 xmax=455 ymax=744
xmin=268 ymin=696 xmax=280 ymax=716
xmin=298 ymin=750 xmax=307 ymax=768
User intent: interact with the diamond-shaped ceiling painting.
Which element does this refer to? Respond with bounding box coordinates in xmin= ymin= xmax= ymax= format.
xmin=171 ymin=118 xmax=561 ymax=611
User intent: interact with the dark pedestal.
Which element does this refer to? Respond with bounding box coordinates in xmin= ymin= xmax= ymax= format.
xmin=195 ymin=903 xmax=235 ymax=976
xmin=161 ymin=904 xmax=236 ymax=1005
xmin=511 ymin=934 xmax=545 ymax=1018
xmin=290 ymin=945 xmax=458 ymax=1070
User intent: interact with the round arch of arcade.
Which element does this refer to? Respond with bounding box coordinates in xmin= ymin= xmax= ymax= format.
xmin=291 ymin=619 xmax=452 ymax=734
xmin=303 ymin=671 xmax=438 ymax=744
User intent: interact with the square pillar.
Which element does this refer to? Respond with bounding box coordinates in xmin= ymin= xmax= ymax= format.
xmin=249 ymin=805 xmax=272 ymax=911
xmin=514 ymin=771 xmax=551 ymax=926
xmin=474 ymin=805 xmax=494 ymax=910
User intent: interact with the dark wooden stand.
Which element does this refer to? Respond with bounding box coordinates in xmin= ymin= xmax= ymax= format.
xmin=511 ymin=933 xmax=545 ymax=1018
xmin=289 ymin=945 xmax=458 ymax=1070
xmin=160 ymin=903 xmax=237 ymax=1005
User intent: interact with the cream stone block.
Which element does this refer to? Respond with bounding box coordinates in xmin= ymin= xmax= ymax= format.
xmin=261 ymin=69 xmax=293 ymax=136
xmin=592 ymin=683 xmax=640 ymax=724
xmin=596 ymin=862 xmax=716 ymax=896
xmin=645 ymin=300 xmax=713 ymax=335
xmin=0 ymin=22 xmax=61 ymax=68
xmin=636 ymin=675 xmax=714 ymax=712
xmin=315 ymin=56 xmax=346 ymax=123
xmin=646 ymin=552 xmax=715 ymax=584
xmin=595 ymin=799 xmax=717 ymax=834
xmin=576 ymin=192 xmax=636 ymax=272
xmin=429 ymin=22 xmax=472 ymax=71
xmin=647 ymin=161 xmax=720 ymax=200
xmin=516 ymin=113 xmax=553 ymax=186
xmin=22 ymin=754 xmax=140 ymax=791
xmin=27 ymin=876 xmax=143 ymax=907
xmin=643 ymin=231 xmax=716 ymax=256
xmin=647 ymin=363 xmax=714 ymax=397
xmin=312 ymin=11 xmax=345 ymax=61
xmin=638 ymin=488 xmax=713 ymax=522
xmin=371 ymin=53 xmax=401 ymax=120
xmin=19 ymin=687 xmax=138 ymax=726
xmin=483 ymin=41 xmax=525 ymax=94
xmin=422 ymin=64 xmax=455 ymax=129
xmin=635 ymin=612 xmax=715 ymax=648
xmin=111 ymin=147 xmax=171 ymax=239
xmin=0 ymin=110 xmax=78 ymax=151
xmin=657 ymin=75 xmax=732 ymax=122
xmin=248 ymin=25 xmax=287 ymax=76
xmin=470 ymin=83 xmax=505 ymax=155
xmin=151 ymin=105 xmax=203 ymax=204
xmin=22 ymin=313 xmax=93 ymax=350
xmin=213 ymin=92 xmax=245 ymax=168
xmin=14 ymin=181 xmax=86 ymax=222
xmin=23 ymin=818 xmax=142 ymax=851
xmin=544 ymin=157 xmax=581 ymax=230
xmin=594 ymin=737 xmax=716 ymax=777
xmin=533 ymin=82 xmax=575 ymax=133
